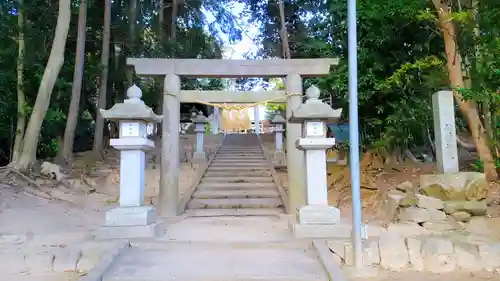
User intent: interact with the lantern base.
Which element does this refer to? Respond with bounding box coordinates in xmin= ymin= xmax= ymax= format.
xmin=192 ymin=151 xmax=207 ymax=162
xmin=96 ymin=206 xmax=164 ymax=239
xmin=290 ymin=205 xmax=348 ymax=239
xmin=273 ymin=151 xmax=286 ymax=165
xmin=289 ymin=221 xmax=351 ymax=239
xmin=95 ymin=221 xmax=165 ymax=240
xmin=297 ymin=205 xmax=341 ymax=224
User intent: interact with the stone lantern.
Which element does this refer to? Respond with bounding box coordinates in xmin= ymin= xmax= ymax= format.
xmin=192 ymin=111 xmax=208 ymax=162
xmin=288 ymin=85 xmax=345 ymax=238
xmin=271 ymin=113 xmax=286 ymax=165
xmin=97 ymin=84 xmax=163 ymax=239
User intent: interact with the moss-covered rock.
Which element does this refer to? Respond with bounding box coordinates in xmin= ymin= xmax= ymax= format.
xmin=419 ymin=172 xmax=488 ymax=201
xmin=399 ymin=195 xmax=417 ymax=207
xmin=443 ymin=200 xmax=487 ymax=216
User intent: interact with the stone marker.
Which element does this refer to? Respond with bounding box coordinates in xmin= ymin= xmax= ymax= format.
xmin=97 ymin=85 xmax=164 ymax=239
xmin=432 ymin=90 xmax=459 ymax=173
xmin=211 ymin=107 xmax=220 ymax=134
xmin=288 ymin=85 xmax=345 ymax=238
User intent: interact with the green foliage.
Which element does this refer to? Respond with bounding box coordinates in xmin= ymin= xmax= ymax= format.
xmin=0 ymin=0 xmax=238 ymax=161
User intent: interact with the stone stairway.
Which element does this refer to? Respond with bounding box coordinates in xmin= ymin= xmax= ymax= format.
xmin=184 ymin=134 xmax=285 ymax=217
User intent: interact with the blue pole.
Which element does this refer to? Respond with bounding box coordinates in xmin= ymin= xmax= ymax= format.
xmin=347 ymin=0 xmax=363 ymax=269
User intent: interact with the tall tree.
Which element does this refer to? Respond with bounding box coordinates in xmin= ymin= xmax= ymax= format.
xmin=12 ymin=0 xmax=72 ymax=171
xmin=92 ymin=0 xmax=112 ymax=157
xmin=12 ymin=0 xmax=26 ymax=163
xmin=59 ymin=0 xmax=88 ymax=165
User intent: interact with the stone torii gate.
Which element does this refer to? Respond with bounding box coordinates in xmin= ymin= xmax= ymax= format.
xmin=127 ymin=58 xmax=338 ymax=217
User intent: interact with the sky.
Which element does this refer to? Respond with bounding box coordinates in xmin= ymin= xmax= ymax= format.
xmin=203 ymin=3 xmax=267 ymax=121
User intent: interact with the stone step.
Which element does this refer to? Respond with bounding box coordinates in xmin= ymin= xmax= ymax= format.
xmin=210 ymin=162 xmax=268 ymax=167
xmin=211 ymin=159 xmax=267 ymax=163
xmin=201 ymin=176 xmax=273 ymax=183
xmin=102 ymin=244 xmax=328 ymax=281
xmin=192 ymin=189 xmax=279 ymax=199
xmin=207 ymin=166 xmax=269 ymax=172
xmin=187 ymin=198 xmax=283 ymax=209
xmin=198 ymin=182 xmax=276 ymax=189
xmin=219 ymin=148 xmax=261 ymax=150
xmin=215 ymin=155 xmax=266 ymax=159
xmin=204 ymin=171 xmax=272 ymax=177
xmin=217 ymin=151 xmax=263 ymax=155
xmin=221 ymin=146 xmax=261 ymax=148
xmin=184 ymin=208 xmax=285 ymax=217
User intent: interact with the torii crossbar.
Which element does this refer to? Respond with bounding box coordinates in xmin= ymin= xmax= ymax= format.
xmin=178 ymin=90 xmax=287 ymax=103
xmin=126 ymin=58 xmax=339 ymax=218
xmin=127 ymin=58 xmax=338 ymax=77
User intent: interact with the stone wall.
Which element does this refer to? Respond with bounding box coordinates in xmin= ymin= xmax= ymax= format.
xmin=327 ymin=171 xmax=499 ymax=273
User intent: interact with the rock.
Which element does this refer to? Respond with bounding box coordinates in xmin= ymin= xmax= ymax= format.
xmin=387 ymin=222 xmax=430 ymax=237
xmin=422 ymin=221 xmax=456 ymax=232
xmin=451 ymin=211 xmax=472 ymax=222
xmin=406 ymin=237 xmax=424 ymax=271
xmin=395 ymin=181 xmax=414 ymax=193
xmin=465 ymin=217 xmax=494 ymax=238
xmin=384 ymin=193 xmax=404 ymax=221
xmin=399 ymin=195 xmax=417 ymax=207
xmin=454 ymin=242 xmax=481 ymax=271
xmin=53 ymin=248 xmax=82 ymax=272
xmin=421 ymin=237 xmax=456 ymax=273
xmin=478 ymin=243 xmax=500 ymax=270
xmin=327 ymin=240 xmax=347 ymax=260
xmin=344 ymin=238 xmax=380 ymax=266
xmin=366 ymin=223 xmax=387 ymax=237
xmin=420 ymin=172 xmax=488 ymax=201
xmin=25 ymin=251 xmax=55 ymax=273
xmin=379 ymin=235 xmax=409 ymax=271
xmin=443 ymin=200 xmax=487 ymax=216
xmin=398 ymin=207 xmax=446 ymax=223
xmin=416 ymin=194 xmax=444 ymax=210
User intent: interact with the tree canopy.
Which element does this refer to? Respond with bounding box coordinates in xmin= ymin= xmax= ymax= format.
xmin=0 ymin=0 xmax=498 ymax=178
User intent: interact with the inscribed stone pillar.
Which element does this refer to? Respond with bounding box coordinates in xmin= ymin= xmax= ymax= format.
xmin=285 ymin=74 xmax=306 ymax=212
xmin=212 ymin=107 xmax=220 ymax=134
xmin=432 ymin=90 xmax=459 ymax=173
xmin=159 ymin=74 xmax=181 ymax=217
xmin=254 ymin=106 xmax=260 ymax=134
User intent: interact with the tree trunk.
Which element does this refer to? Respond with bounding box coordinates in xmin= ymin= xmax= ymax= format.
xmin=126 ymin=0 xmax=137 ymax=87
xmin=12 ymin=0 xmax=26 ymax=163
xmin=12 ymin=0 xmax=72 ymax=171
xmin=432 ymin=0 xmax=498 ymax=181
xmin=59 ymin=0 xmax=87 ymax=166
xmin=92 ymin=0 xmax=111 ymax=157
xmin=276 ymin=0 xmax=291 ymax=59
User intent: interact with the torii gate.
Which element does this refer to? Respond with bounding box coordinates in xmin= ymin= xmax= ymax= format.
xmin=127 ymin=58 xmax=339 ymax=217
